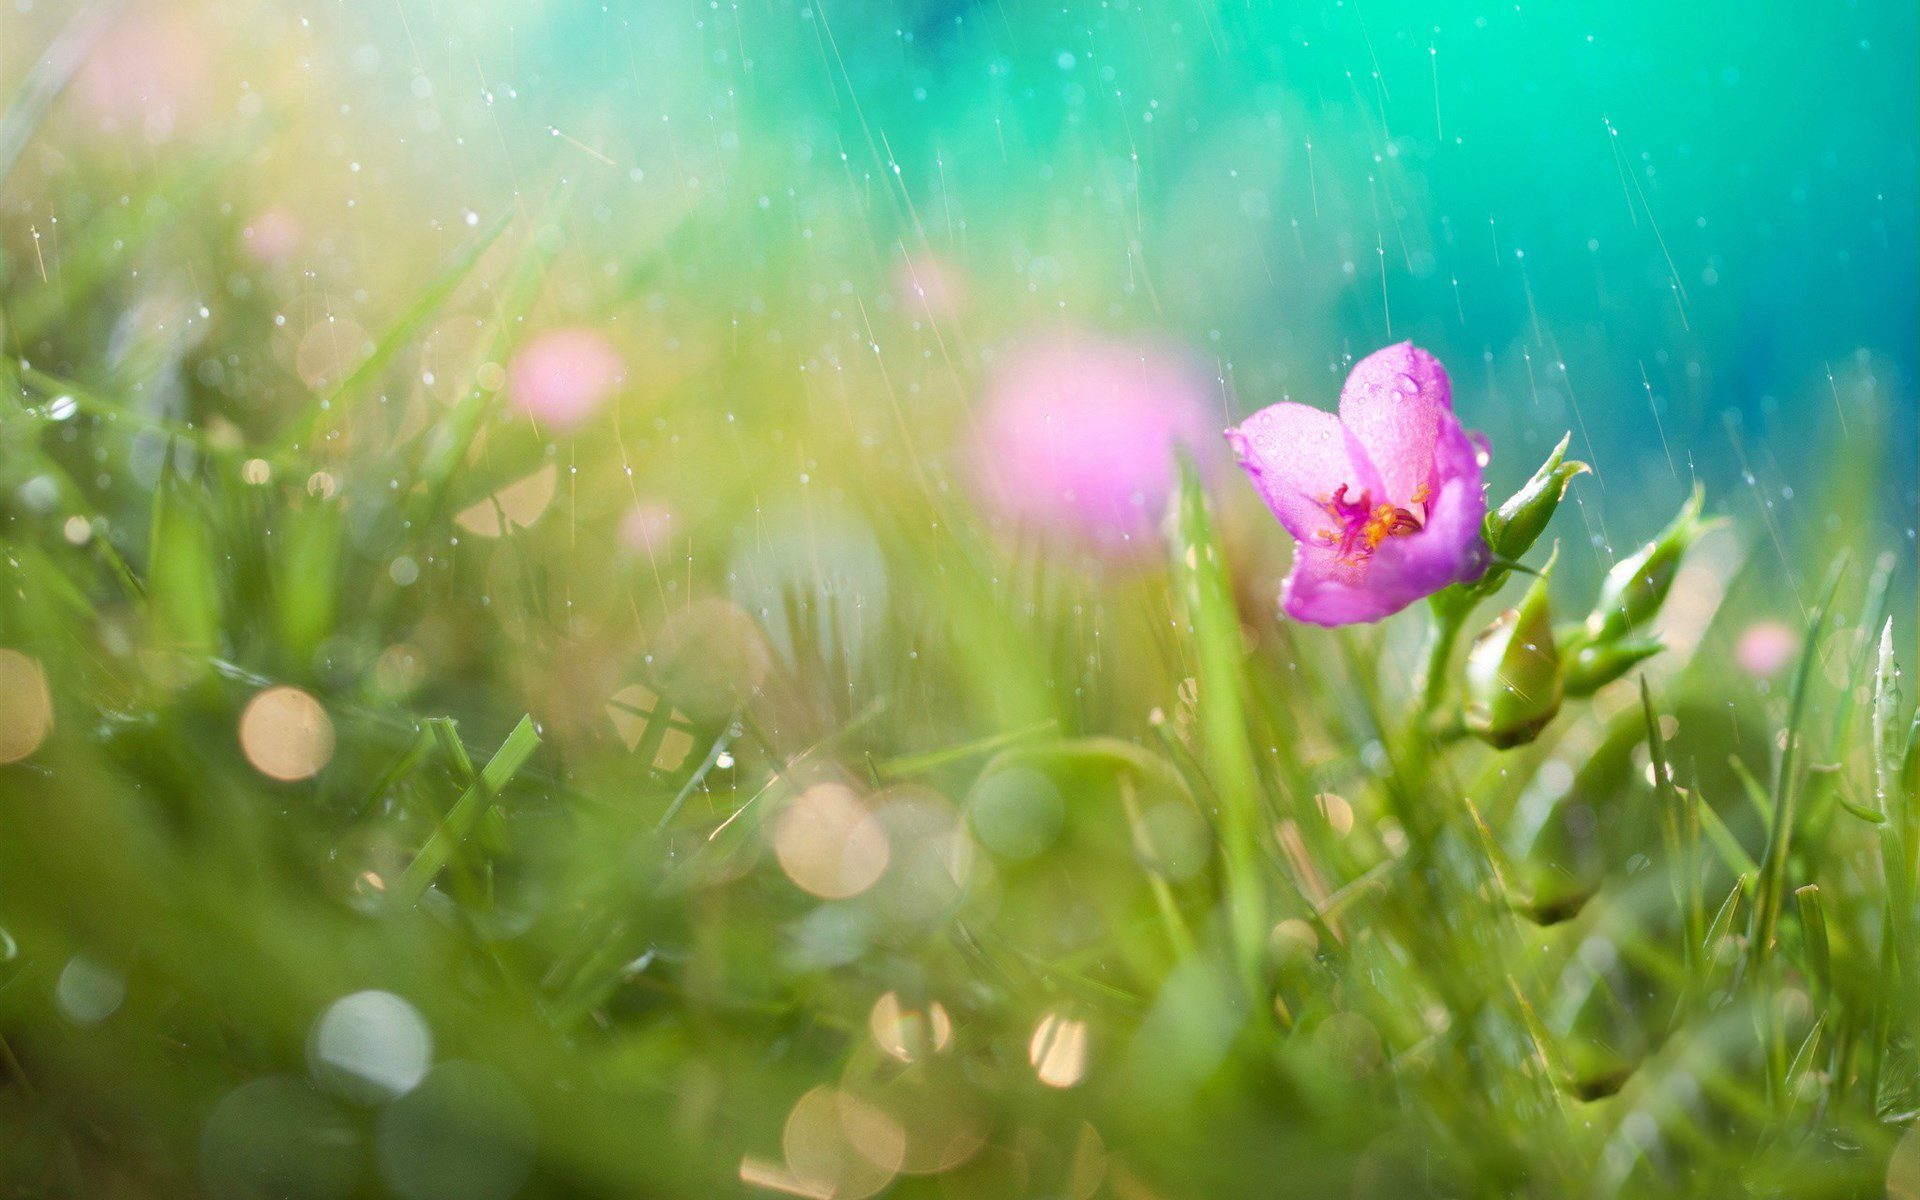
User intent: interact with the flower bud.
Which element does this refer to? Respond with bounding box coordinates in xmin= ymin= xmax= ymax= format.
xmin=1464 ymin=553 xmax=1563 ymax=748
xmin=1484 ymin=433 xmax=1588 ymax=563
xmin=1563 ymin=638 xmax=1662 ymax=697
xmin=1584 ymin=484 xmax=1714 ymax=642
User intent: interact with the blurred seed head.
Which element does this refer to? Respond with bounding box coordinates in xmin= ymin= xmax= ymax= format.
xmin=729 ymin=499 xmax=888 ymax=682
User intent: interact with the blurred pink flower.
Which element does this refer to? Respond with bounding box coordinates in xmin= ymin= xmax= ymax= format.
xmin=508 ymin=328 xmax=623 ymax=431
xmin=1735 ymin=620 xmax=1798 ymax=678
xmin=967 ymin=332 xmax=1217 ymax=553
xmin=620 ymin=501 xmax=675 ymax=557
xmin=1229 ymin=342 xmax=1489 ymax=626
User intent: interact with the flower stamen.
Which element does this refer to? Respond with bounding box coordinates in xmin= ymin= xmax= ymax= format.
xmin=1321 ymin=484 xmax=1423 ymax=562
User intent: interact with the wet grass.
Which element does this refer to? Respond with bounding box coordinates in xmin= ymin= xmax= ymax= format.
xmin=0 ymin=8 xmax=1915 ymax=1200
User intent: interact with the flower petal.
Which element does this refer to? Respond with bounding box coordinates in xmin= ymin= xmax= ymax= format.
xmin=1280 ymin=545 xmax=1412 ymax=626
xmin=1337 ymin=342 xmax=1454 ymax=509
xmin=1279 ymin=409 xmax=1489 ymax=626
xmin=1361 ymin=412 xmax=1491 ymax=599
xmin=1227 ymin=402 xmax=1381 ymax=545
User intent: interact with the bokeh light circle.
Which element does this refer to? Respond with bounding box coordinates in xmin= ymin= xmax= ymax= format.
xmin=55 ymin=954 xmax=125 ymax=1026
xmin=774 ymin=782 xmax=890 ymax=899
xmin=0 ymin=649 xmax=53 ymax=764
xmin=782 ymin=1085 xmax=904 ymax=1200
xmin=239 ymin=687 xmax=336 ymax=781
xmin=308 ymin=990 xmax=433 ymax=1103
xmin=200 ymin=1075 xmax=358 ymax=1200
xmin=967 ymin=767 xmax=1065 ymax=860
xmin=376 ymin=1061 xmax=535 ymax=1200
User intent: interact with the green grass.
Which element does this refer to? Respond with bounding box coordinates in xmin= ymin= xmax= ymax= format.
xmin=0 ymin=14 xmax=1916 ymax=1200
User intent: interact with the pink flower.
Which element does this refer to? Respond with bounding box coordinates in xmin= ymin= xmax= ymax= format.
xmin=1228 ymin=343 xmax=1489 ymax=626
xmin=1735 ymin=620 xmax=1798 ymax=678
xmin=968 ymin=332 xmax=1217 ymax=554
xmin=507 ymin=328 xmax=623 ymax=431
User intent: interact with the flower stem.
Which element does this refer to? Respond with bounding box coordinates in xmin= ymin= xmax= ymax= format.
xmin=1418 ymin=596 xmax=1470 ymax=718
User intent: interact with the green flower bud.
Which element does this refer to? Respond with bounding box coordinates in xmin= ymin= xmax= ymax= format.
xmin=1484 ymin=432 xmax=1589 ymax=563
xmin=1563 ymin=638 xmax=1662 ymax=697
xmin=1464 ymin=551 xmax=1563 ymax=749
xmin=1584 ymin=483 xmax=1715 ymax=642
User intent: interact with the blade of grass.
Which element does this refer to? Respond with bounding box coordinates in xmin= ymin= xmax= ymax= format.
xmin=394 ymin=715 xmax=540 ymax=907
xmin=1791 ymin=885 xmax=1829 ymax=1005
xmin=0 ymin=0 xmax=120 ymax=188
xmin=1170 ymin=456 xmax=1267 ymax=1000
xmin=1745 ymin=558 xmax=1844 ymax=976
xmin=871 ymin=719 xmax=1056 ymax=778
xmin=1642 ymin=680 xmax=1690 ymax=971
xmin=9 ymin=137 xmax=263 ymax=343
xmin=1744 ymin=557 xmax=1843 ymax=1107
xmin=275 ymin=207 xmax=514 ymax=455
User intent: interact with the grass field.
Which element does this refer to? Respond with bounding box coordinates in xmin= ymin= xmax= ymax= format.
xmin=0 ymin=2 xmax=1915 ymax=1198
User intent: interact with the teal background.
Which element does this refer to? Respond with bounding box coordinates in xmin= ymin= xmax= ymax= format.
xmin=430 ymin=0 xmax=1919 ymax=585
